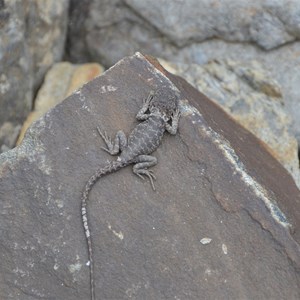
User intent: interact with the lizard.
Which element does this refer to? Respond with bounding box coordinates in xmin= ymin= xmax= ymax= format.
xmin=81 ymin=89 xmax=181 ymax=300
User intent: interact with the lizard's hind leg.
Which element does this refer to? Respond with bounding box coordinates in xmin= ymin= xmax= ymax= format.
xmin=133 ymin=155 xmax=157 ymax=190
xmin=97 ymin=127 xmax=127 ymax=155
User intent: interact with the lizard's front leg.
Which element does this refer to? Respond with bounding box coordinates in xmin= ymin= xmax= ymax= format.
xmin=136 ymin=91 xmax=154 ymax=121
xmin=97 ymin=127 xmax=127 ymax=155
xmin=165 ymin=108 xmax=181 ymax=135
xmin=133 ymin=155 xmax=157 ymax=190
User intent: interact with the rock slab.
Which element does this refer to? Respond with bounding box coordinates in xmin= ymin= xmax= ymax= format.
xmin=0 ymin=53 xmax=299 ymax=299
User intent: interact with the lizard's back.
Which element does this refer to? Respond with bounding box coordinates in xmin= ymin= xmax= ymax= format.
xmin=120 ymin=115 xmax=166 ymax=162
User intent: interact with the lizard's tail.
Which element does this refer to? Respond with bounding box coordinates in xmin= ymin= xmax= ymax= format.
xmin=81 ymin=160 xmax=125 ymax=300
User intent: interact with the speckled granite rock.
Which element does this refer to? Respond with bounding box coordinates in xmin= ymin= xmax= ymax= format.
xmin=0 ymin=0 xmax=69 ymax=152
xmin=0 ymin=53 xmax=300 ymax=299
xmin=68 ymin=0 xmax=300 ymax=65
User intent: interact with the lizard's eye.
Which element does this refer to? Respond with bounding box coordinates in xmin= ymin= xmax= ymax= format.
xmin=150 ymin=107 xmax=160 ymax=116
xmin=162 ymin=114 xmax=169 ymax=122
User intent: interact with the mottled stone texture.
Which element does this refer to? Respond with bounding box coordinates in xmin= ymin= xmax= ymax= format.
xmin=0 ymin=0 xmax=69 ymax=151
xmin=68 ymin=0 xmax=300 ymax=64
xmin=0 ymin=53 xmax=299 ymax=299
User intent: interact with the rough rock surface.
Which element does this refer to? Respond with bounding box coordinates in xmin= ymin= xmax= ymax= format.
xmin=0 ymin=122 xmax=21 ymax=152
xmin=17 ymin=62 xmax=104 ymax=144
xmin=0 ymin=1 xmax=32 ymax=145
xmin=185 ymin=40 xmax=300 ymax=145
xmin=26 ymin=0 xmax=70 ymax=90
xmin=1 ymin=53 xmax=300 ymax=299
xmin=68 ymin=0 xmax=300 ymax=64
xmin=0 ymin=0 xmax=70 ymax=152
xmin=160 ymin=58 xmax=300 ymax=189
xmin=67 ymin=0 xmax=300 ymax=142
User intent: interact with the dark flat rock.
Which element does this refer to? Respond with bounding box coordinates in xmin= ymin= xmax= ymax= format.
xmin=0 ymin=53 xmax=299 ymax=299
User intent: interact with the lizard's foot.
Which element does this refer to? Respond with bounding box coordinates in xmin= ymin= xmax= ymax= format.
xmin=136 ymin=91 xmax=155 ymax=121
xmin=97 ymin=127 xmax=127 ymax=155
xmin=145 ymin=90 xmax=155 ymax=105
xmin=173 ymin=108 xmax=181 ymax=120
xmin=166 ymin=108 xmax=181 ymax=135
xmin=97 ymin=127 xmax=113 ymax=152
xmin=134 ymin=169 xmax=156 ymax=190
xmin=133 ymin=155 xmax=157 ymax=190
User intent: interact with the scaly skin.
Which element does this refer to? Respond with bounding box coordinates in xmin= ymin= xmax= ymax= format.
xmin=81 ymin=90 xmax=180 ymax=300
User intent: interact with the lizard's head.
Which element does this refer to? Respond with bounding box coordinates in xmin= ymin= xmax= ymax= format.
xmin=149 ymin=89 xmax=179 ymax=121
